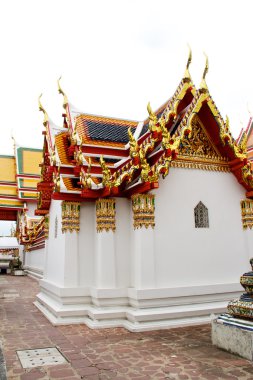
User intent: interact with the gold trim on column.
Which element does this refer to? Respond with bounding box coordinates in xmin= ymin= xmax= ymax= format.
xmin=241 ymin=200 xmax=253 ymax=230
xmin=44 ymin=215 xmax=49 ymax=239
xmin=61 ymin=201 xmax=80 ymax=233
xmin=96 ymin=198 xmax=116 ymax=233
xmin=132 ymin=194 xmax=155 ymax=229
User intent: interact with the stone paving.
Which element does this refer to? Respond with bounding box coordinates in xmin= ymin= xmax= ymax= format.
xmin=0 ymin=275 xmax=253 ymax=380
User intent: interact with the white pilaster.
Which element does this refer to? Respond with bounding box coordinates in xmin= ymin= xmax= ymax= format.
xmin=63 ymin=231 xmax=79 ymax=287
xmin=132 ymin=227 xmax=155 ymax=289
xmin=95 ymin=230 xmax=116 ymax=288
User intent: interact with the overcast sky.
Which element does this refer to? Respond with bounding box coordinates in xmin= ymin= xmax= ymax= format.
xmin=0 ymin=0 xmax=252 ymax=155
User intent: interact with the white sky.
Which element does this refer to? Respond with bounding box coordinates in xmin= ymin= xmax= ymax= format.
xmin=0 ymin=0 xmax=252 ymax=155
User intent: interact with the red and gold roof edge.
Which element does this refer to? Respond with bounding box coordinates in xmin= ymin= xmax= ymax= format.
xmin=36 ymin=56 xmax=253 ymax=214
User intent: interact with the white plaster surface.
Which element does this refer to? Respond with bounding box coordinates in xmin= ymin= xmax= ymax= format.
xmin=35 ymin=168 xmax=253 ymax=330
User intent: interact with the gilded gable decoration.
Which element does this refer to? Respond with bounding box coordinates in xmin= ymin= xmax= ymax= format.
xmin=96 ymin=198 xmax=116 ymax=233
xmin=61 ymin=201 xmax=80 ymax=233
xmin=241 ymin=200 xmax=253 ymax=229
xmin=176 ymin=115 xmax=230 ymax=172
xmin=132 ymin=194 xmax=155 ymax=229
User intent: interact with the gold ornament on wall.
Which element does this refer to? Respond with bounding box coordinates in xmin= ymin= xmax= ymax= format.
xmin=96 ymin=198 xmax=116 ymax=233
xmin=44 ymin=214 xmax=49 ymax=239
xmin=131 ymin=194 xmax=155 ymax=229
xmin=61 ymin=201 xmax=81 ymax=233
xmin=241 ymin=200 xmax=253 ymax=230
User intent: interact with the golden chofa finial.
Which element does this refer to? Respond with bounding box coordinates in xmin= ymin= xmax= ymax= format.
xmin=38 ymin=94 xmax=49 ymax=127
xmin=183 ymin=45 xmax=192 ymax=81
xmin=147 ymin=102 xmax=157 ymax=123
xmin=199 ymin=53 xmax=209 ymax=92
xmin=57 ymin=76 xmax=68 ymax=110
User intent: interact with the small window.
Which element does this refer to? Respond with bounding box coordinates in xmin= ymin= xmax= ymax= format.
xmin=194 ymin=201 xmax=209 ymax=228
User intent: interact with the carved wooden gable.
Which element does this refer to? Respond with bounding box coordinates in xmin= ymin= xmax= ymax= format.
xmin=179 ymin=116 xmax=221 ymax=159
xmin=172 ymin=115 xmax=230 ymax=172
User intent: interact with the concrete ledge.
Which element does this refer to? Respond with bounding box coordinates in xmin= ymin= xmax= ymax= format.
xmin=24 ymin=266 xmax=43 ymax=280
xmin=212 ymin=319 xmax=253 ymax=361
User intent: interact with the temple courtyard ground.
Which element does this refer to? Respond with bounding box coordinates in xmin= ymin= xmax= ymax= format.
xmin=0 ymin=276 xmax=253 ymax=380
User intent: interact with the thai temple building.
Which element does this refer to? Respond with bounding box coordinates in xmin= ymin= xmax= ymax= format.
xmin=23 ymin=52 xmax=252 ymax=331
xmin=1 ymin=52 xmax=253 ymax=331
xmin=0 ymin=144 xmax=43 ymax=272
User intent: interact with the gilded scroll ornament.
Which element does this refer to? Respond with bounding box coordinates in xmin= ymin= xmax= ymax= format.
xmin=80 ymin=158 xmax=92 ymax=189
xmin=128 ymin=127 xmax=139 ymax=160
xmin=96 ymin=198 xmax=116 ymax=233
xmin=100 ymin=156 xmax=112 ymax=187
xmin=131 ymin=193 xmax=155 ymax=229
xmin=44 ymin=215 xmax=49 ymax=239
xmin=53 ymin=166 xmax=60 ymax=192
xmin=241 ymin=199 xmax=253 ymax=229
xmin=220 ymin=116 xmax=247 ymax=160
xmin=75 ymin=143 xmax=84 ymax=166
xmin=61 ymin=201 xmax=80 ymax=233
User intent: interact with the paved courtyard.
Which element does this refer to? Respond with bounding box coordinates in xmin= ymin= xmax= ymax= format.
xmin=0 ymin=275 xmax=253 ymax=380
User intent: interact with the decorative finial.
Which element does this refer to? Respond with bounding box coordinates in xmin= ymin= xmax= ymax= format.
xmin=226 ymin=115 xmax=229 ymax=129
xmin=38 ymin=94 xmax=49 ymax=127
xmin=147 ymin=102 xmax=157 ymax=123
xmin=183 ymin=45 xmax=192 ymax=81
xmin=199 ymin=53 xmax=209 ymax=92
xmin=57 ymin=76 xmax=68 ymax=110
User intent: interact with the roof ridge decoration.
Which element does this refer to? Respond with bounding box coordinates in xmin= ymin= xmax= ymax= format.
xmin=199 ymin=53 xmax=209 ymax=92
xmin=183 ymin=45 xmax=192 ymax=82
xmin=38 ymin=94 xmax=49 ymax=127
xmin=57 ymin=76 xmax=68 ymax=110
xmin=80 ymin=158 xmax=92 ymax=189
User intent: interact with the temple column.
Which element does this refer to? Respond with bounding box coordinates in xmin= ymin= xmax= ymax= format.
xmin=61 ymin=201 xmax=80 ymax=287
xmin=95 ymin=198 xmax=116 ymax=288
xmin=241 ymin=200 xmax=253 ymax=259
xmin=131 ymin=193 xmax=156 ymax=289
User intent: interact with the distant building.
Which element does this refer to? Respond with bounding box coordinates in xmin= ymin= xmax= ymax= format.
xmin=0 ymin=144 xmax=43 ymax=274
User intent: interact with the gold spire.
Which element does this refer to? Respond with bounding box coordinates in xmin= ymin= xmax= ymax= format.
xmin=38 ymin=94 xmax=49 ymax=127
xmin=199 ymin=53 xmax=209 ymax=92
xmin=57 ymin=76 xmax=68 ymax=110
xmin=147 ymin=102 xmax=157 ymax=123
xmin=183 ymin=45 xmax=192 ymax=81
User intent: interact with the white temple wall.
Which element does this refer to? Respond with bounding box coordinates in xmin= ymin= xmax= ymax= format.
xmin=44 ymin=199 xmax=66 ymax=286
xmin=24 ymin=247 xmax=45 ymax=279
xmin=154 ymin=168 xmax=249 ymax=289
xmin=78 ymin=203 xmax=95 ymax=287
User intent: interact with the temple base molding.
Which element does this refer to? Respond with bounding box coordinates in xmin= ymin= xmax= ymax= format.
xmin=35 ymin=280 xmax=243 ymax=332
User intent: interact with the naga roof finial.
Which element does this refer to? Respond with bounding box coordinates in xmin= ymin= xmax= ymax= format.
xmin=147 ymin=102 xmax=157 ymax=123
xmin=199 ymin=53 xmax=209 ymax=92
xmin=38 ymin=94 xmax=49 ymax=127
xmin=183 ymin=44 xmax=192 ymax=81
xmin=57 ymin=76 xmax=68 ymax=110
